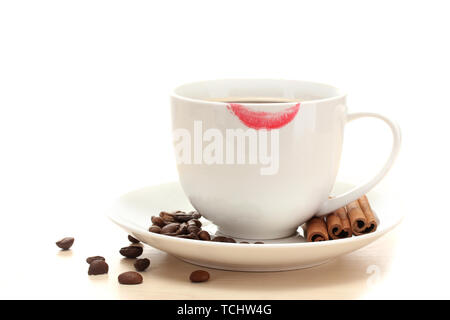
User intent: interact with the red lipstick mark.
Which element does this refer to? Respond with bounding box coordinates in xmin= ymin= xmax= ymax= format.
xmin=227 ymin=103 xmax=300 ymax=130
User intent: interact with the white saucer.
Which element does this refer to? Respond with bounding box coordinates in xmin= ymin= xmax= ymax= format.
xmin=108 ymin=181 xmax=403 ymax=272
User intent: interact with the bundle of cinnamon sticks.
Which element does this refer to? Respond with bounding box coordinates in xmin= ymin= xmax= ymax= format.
xmin=304 ymin=195 xmax=377 ymax=242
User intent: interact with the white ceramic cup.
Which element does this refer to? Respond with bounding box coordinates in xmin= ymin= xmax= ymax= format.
xmin=171 ymin=79 xmax=401 ymax=239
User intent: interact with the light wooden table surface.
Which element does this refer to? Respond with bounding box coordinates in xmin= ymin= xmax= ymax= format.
xmin=2 ymin=212 xmax=438 ymax=300
xmin=1 ymin=167 xmax=448 ymax=300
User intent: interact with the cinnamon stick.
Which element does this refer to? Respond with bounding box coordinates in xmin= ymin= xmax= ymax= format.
xmin=326 ymin=207 xmax=352 ymax=239
xmin=358 ymin=195 xmax=377 ymax=233
xmin=346 ymin=195 xmax=377 ymax=235
xmin=305 ymin=217 xmax=329 ymax=242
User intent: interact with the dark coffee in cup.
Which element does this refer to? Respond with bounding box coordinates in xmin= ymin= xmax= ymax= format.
xmin=207 ymin=97 xmax=304 ymax=103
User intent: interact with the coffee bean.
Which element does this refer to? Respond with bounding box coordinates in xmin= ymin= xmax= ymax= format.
xmin=197 ymin=230 xmax=210 ymax=241
xmin=190 ymin=219 xmax=202 ymax=228
xmin=225 ymin=237 xmax=236 ymax=243
xmin=211 ymin=236 xmax=236 ymax=243
xmin=191 ymin=232 xmax=199 ymax=240
xmin=159 ymin=211 xmax=176 ymax=222
xmin=161 ymin=222 xmax=180 ymax=234
xmin=176 ymin=233 xmax=197 ymax=239
xmin=187 ymin=220 xmax=196 ymax=226
xmin=254 ymin=241 xmax=264 ymax=244
xmin=191 ymin=211 xmax=201 ymax=219
xmin=240 ymin=241 xmax=249 ymax=244
xmin=176 ymin=234 xmax=192 ymax=239
xmin=211 ymin=236 xmax=229 ymax=242
xmin=149 ymin=225 xmax=161 ymax=233
xmin=56 ymin=237 xmax=74 ymax=250
xmin=134 ymin=258 xmax=150 ymax=271
xmin=118 ymin=271 xmax=143 ymax=285
xmin=151 ymin=216 xmax=166 ymax=228
xmin=86 ymin=256 xmax=105 ymax=264
xmin=160 ymin=210 xmax=202 ymax=223
xmin=190 ymin=270 xmax=210 ymax=283
xmin=173 ymin=213 xmax=194 ymax=222
xmin=88 ymin=260 xmax=109 ymax=275
xmin=176 ymin=222 xmax=189 ymax=235
xmin=160 ymin=210 xmax=188 ymax=221
xmin=187 ymin=225 xmax=201 ymax=235
xmin=128 ymin=235 xmax=140 ymax=243
xmin=119 ymin=246 xmax=143 ymax=258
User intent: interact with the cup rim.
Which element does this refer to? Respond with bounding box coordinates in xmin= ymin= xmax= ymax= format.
xmin=171 ymin=78 xmax=347 ymax=106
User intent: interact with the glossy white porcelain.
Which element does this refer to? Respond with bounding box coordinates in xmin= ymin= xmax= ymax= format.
xmin=171 ymin=79 xmax=401 ymax=239
xmin=108 ymin=181 xmax=403 ymax=272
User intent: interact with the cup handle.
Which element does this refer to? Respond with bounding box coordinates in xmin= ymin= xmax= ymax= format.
xmin=316 ymin=112 xmax=402 ymax=216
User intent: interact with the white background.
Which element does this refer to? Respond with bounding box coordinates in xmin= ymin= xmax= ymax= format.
xmin=1 ymin=0 xmax=449 ymax=299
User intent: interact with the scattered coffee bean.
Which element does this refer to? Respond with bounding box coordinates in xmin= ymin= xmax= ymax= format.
xmin=176 ymin=234 xmax=193 ymax=239
xmin=149 ymin=225 xmax=161 ymax=233
xmin=190 ymin=270 xmax=210 ymax=283
xmin=158 ymin=210 xmax=203 ymax=223
xmin=118 ymin=271 xmax=143 ymax=285
xmin=191 ymin=211 xmax=201 ymax=219
xmin=86 ymin=256 xmax=105 ymax=264
xmin=159 ymin=210 xmax=192 ymax=222
xmin=152 ymin=210 xmax=241 ymax=244
xmin=176 ymin=222 xmax=189 ymax=235
xmin=254 ymin=241 xmax=264 ymax=244
xmin=177 ymin=233 xmax=199 ymax=239
xmin=188 ymin=219 xmax=202 ymax=228
xmin=173 ymin=213 xmax=194 ymax=222
xmin=187 ymin=225 xmax=201 ymax=235
xmin=240 ymin=241 xmax=249 ymax=244
xmin=134 ymin=258 xmax=150 ymax=271
xmin=88 ymin=260 xmax=109 ymax=275
xmin=211 ymin=236 xmax=236 ymax=243
xmin=159 ymin=211 xmax=176 ymax=222
xmin=211 ymin=236 xmax=229 ymax=242
xmin=151 ymin=216 xmax=166 ymax=228
xmin=128 ymin=235 xmax=140 ymax=243
xmin=56 ymin=237 xmax=74 ymax=250
xmin=197 ymin=230 xmax=211 ymax=241
xmin=119 ymin=246 xmax=143 ymax=258
xmin=193 ymin=219 xmax=202 ymax=227
xmin=161 ymin=222 xmax=180 ymax=234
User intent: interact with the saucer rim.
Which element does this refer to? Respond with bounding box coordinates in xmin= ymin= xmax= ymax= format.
xmin=107 ymin=181 xmax=404 ymax=249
